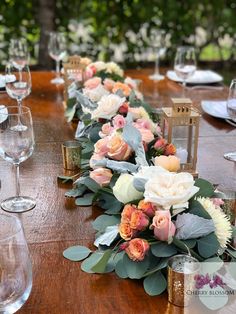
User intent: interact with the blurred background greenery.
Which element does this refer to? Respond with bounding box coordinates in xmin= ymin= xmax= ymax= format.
xmin=0 ymin=0 xmax=236 ymax=81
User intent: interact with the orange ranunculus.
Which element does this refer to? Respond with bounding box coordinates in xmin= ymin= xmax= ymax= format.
xmin=130 ymin=210 xmax=149 ymax=231
xmin=138 ymin=200 xmax=156 ymax=217
xmin=125 ymin=238 xmax=150 ymax=261
xmin=121 ymin=204 xmax=137 ymax=223
xmin=119 ymin=223 xmax=136 ymax=241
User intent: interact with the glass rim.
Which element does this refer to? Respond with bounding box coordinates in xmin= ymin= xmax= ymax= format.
xmin=0 ymin=105 xmax=32 ymax=116
xmin=0 ymin=213 xmax=22 ymax=242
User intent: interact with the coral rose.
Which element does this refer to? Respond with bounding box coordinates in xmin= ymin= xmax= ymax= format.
xmin=154 ymin=155 xmax=180 ymax=172
xmin=89 ymin=168 xmax=112 ymax=187
xmin=112 ymin=82 xmax=132 ymax=97
xmin=130 ymin=210 xmax=149 ymax=231
xmin=121 ymin=204 xmax=137 ymax=223
xmin=138 ymin=200 xmax=156 ymax=217
xmin=150 ymin=210 xmax=176 ymax=241
xmin=164 ymin=143 xmax=176 ymax=155
xmin=118 ymin=102 xmax=129 ymax=114
xmin=119 ymin=223 xmax=136 ymax=241
xmin=107 ymin=134 xmax=132 ymax=161
xmin=125 ymin=238 xmax=150 ymax=261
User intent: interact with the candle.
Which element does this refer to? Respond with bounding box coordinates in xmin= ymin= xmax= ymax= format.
xmin=176 ymin=147 xmax=188 ymax=164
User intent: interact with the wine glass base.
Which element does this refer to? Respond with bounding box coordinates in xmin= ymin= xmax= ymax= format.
xmin=50 ymin=77 xmax=64 ymax=85
xmin=1 ymin=196 xmax=36 ymax=213
xmin=149 ymin=74 xmax=165 ymax=81
xmin=10 ymin=124 xmax=28 ymax=132
xmin=223 ymin=151 xmax=236 ymax=162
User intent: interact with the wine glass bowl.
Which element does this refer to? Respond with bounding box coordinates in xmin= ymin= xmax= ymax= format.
xmin=48 ymin=32 xmax=66 ymax=84
xmin=0 ymin=106 xmax=36 ymax=213
xmin=0 ymin=213 xmax=32 ymax=313
xmin=9 ymin=38 xmax=30 ymax=70
xmin=174 ymin=46 xmax=197 ymax=88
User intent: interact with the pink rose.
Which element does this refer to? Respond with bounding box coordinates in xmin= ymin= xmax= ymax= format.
xmin=130 ymin=210 xmax=149 ymax=231
xmin=89 ymin=153 xmax=104 ymax=169
xmin=138 ymin=200 xmax=156 ymax=217
xmin=133 ymin=125 xmax=154 ymax=143
xmin=121 ymin=204 xmax=137 ymax=223
xmin=150 ymin=210 xmax=176 ymax=241
xmin=94 ymin=137 xmax=109 ymax=156
xmin=112 ymin=114 xmax=126 ymax=129
xmin=154 ymin=138 xmax=167 ymax=150
xmin=84 ymin=68 xmax=94 ymax=80
xmin=103 ymin=78 xmax=115 ymax=92
xmin=89 ymin=167 xmax=112 ymax=187
xmin=135 ymin=118 xmax=152 ymax=130
xmin=125 ymin=238 xmax=150 ymax=261
xmin=84 ymin=77 xmax=101 ymax=89
xmin=107 ymin=134 xmax=132 ymax=161
xmin=212 ymin=198 xmax=224 ymax=206
xmin=99 ymin=122 xmax=114 ymax=138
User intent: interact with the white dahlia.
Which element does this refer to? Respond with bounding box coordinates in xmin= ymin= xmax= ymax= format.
xmin=197 ymin=197 xmax=232 ymax=248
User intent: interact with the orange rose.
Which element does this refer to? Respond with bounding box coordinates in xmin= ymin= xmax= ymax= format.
xmin=119 ymin=223 xmax=136 ymax=241
xmin=112 ymin=82 xmax=131 ymax=97
xmin=138 ymin=200 xmax=156 ymax=217
xmin=121 ymin=204 xmax=137 ymax=223
xmin=107 ymin=134 xmax=132 ymax=161
xmin=130 ymin=210 xmax=149 ymax=231
xmin=125 ymin=238 xmax=150 ymax=261
xmin=164 ymin=143 xmax=176 ymax=155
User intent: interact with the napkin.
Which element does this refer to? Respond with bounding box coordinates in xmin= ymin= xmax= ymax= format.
xmin=166 ymin=70 xmax=223 ymax=84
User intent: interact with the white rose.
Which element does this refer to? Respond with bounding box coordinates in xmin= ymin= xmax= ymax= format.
xmin=83 ymin=84 xmax=109 ymax=103
xmin=113 ymin=173 xmax=143 ymax=204
xmin=144 ymin=172 xmax=199 ymax=210
xmin=91 ymin=94 xmax=125 ymax=120
xmin=91 ymin=61 xmax=106 ymax=72
xmin=105 ymin=62 xmax=124 ymax=77
xmin=134 ymin=166 xmax=167 ymax=181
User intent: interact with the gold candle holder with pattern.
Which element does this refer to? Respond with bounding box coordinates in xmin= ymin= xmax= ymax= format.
xmin=168 ymin=254 xmax=200 ymax=307
xmin=61 ymin=140 xmax=81 ymax=170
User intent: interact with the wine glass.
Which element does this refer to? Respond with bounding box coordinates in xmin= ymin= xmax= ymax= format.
xmin=8 ymin=38 xmax=30 ymax=70
xmin=174 ymin=46 xmax=197 ymax=89
xmin=224 ymin=79 xmax=236 ymax=162
xmin=0 ymin=213 xmax=32 ymax=313
xmin=0 ymin=106 xmax=36 ymax=213
xmin=149 ymin=30 xmax=166 ymax=81
xmin=48 ymin=32 xmax=67 ymax=84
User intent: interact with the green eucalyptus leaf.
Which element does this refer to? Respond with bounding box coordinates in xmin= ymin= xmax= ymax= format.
xmin=81 ymin=252 xmax=104 ymax=273
xmin=83 ymin=177 xmax=100 ymax=193
xmin=92 ymin=215 xmax=120 ymax=232
xmin=189 ymin=200 xmax=212 ymax=219
xmin=151 ymin=242 xmax=177 ymax=257
xmin=75 ymin=193 xmax=94 ymax=206
xmin=115 ymin=258 xmax=128 ymax=278
xmin=197 ymin=233 xmax=220 ymax=258
xmin=65 ymin=186 xmax=86 ymax=198
xmin=194 ymin=178 xmax=214 ymax=198
xmin=63 ymin=245 xmax=91 ymax=261
xmin=143 ymin=271 xmax=167 ymax=296
xmin=123 ymin=254 xmax=149 ymax=279
xmin=182 ymin=239 xmax=197 ymax=248
xmin=91 ymin=249 xmax=112 ymax=273
xmin=226 ymin=248 xmax=236 ymax=259
xmin=65 ymin=104 xmax=77 ymax=122
xmin=57 ymin=175 xmax=74 ymax=182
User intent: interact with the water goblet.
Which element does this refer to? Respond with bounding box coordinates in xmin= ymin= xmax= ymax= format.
xmin=0 ymin=213 xmax=32 ymax=313
xmin=224 ymin=78 xmax=236 ymax=162
xmin=8 ymin=38 xmax=30 ymax=70
xmin=174 ymin=46 xmax=197 ymax=91
xmin=48 ymin=32 xmax=67 ymax=84
xmin=0 ymin=106 xmax=36 ymax=213
xmin=149 ymin=30 xmax=166 ymax=81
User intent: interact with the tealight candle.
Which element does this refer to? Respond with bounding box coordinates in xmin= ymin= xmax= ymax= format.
xmin=175 ymin=147 xmax=188 ymax=164
xmin=61 ymin=140 xmax=81 ymax=170
xmin=167 ymin=254 xmax=200 ymax=307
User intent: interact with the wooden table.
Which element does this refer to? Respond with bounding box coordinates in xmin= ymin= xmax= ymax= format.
xmin=0 ymin=71 xmax=235 ymax=314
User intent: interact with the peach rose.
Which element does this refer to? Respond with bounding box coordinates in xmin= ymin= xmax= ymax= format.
xmin=112 ymin=114 xmax=126 ymax=129
xmin=119 ymin=223 xmax=136 ymax=241
xmin=107 ymin=134 xmax=132 ymax=161
xmin=130 ymin=210 xmax=149 ymax=231
xmin=134 ymin=126 xmax=154 ymax=143
xmin=154 ymin=155 xmax=180 ymax=172
xmin=138 ymin=200 xmax=156 ymax=217
xmin=94 ymin=137 xmax=109 ymax=156
xmin=150 ymin=210 xmax=176 ymax=241
xmin=112 ymin=82 xmax=131 ymax=97
xmin=121 ymin=204 xmax=137 ymax=223
xmin=164 ymin=143 xmax=176 ymax=155
xmin=125 ymin=238 xmax=150 ymax=261
xmin=99 ymin=122 xmax=114 ymax=138
xmin=84 ymin=77 xmax=102 ymax=89
xmin=103 ymin=78 xmax=115 ymax=92
xmin=89 ymin=167 xmax=112 ymax=187
xmin=89 ymin=153 xmax=104 ymax=169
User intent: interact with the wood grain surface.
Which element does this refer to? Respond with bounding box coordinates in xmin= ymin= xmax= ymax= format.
xmin=0 ymin=70 xmax=235 ymax=314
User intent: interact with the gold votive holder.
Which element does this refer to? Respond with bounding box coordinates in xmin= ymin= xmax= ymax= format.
xmin=61 ymin=140 xmax=81 ymax=170
xmin=168 ymin=254 xmax=200 ymax=307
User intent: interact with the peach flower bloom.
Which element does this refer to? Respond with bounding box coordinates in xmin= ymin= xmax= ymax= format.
xmin=99 ymin=122 xmax=114 ymax=138
xmin=154 ymin=155 xmax=180 ymax=172
xmin=164 ymin=143 xmax=176 ymax=155
xmin=112 ymin=82 xmax=131 ymax=97
xmin=130 ymin=210 xmax=149 ymax=231
xmin=107 ymin=134 xmax=132 ymax=161
xmin=89 ymin=153 xmax=104 ymax=169
xmin=112 ymin=114 xmax=126 ymax=129
xmin=89 ymin=167 xmax=112 ymax=187
xmin=84 ymin=77 xmax=101 ymax=89
xmin=119 ymin=223 xmax=136 ymax=241
xmin=103 ymin=78 xmax=115 ymax=92
xmin=121 ymin=204 xmax=137 ymax=223
xmin=94 ymin=137 xmax=109 ymax=156
xmin=150 ymin=210 xmax=176 ymax=241
xmin=125 ymin=238 xmax=150 ymax=261
xmin=134 ymin=126 xmax=154 ymax=143
xmin=138 ymin=200 xmax=156 ymax=217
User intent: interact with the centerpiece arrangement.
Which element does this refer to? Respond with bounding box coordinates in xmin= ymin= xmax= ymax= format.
xmin=61 ymin=59 xmax=236 ymax=297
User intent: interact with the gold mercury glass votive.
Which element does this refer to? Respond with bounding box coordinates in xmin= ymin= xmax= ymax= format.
xmin=61 ymin=140 xmax=81 ymax=170
xmin=168 ymin=254 xmax=200 ymax=307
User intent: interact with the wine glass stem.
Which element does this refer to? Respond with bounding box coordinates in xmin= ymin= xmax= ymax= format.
xmin=182 ymin=79 xmax=186 ymax=96
xmin=154 ymin=56 xmax=159 ymax=75
xmin=56 ymin=60 xmax=60 ymax=79
xmin=15 ymin=164 xmax=20 ymax=197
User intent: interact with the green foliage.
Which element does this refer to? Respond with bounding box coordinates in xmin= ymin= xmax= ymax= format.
xmin=143 ymin=271 xmax=167 ymax=296
xmin=63 ymin=245 xmax=91 ymax=261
